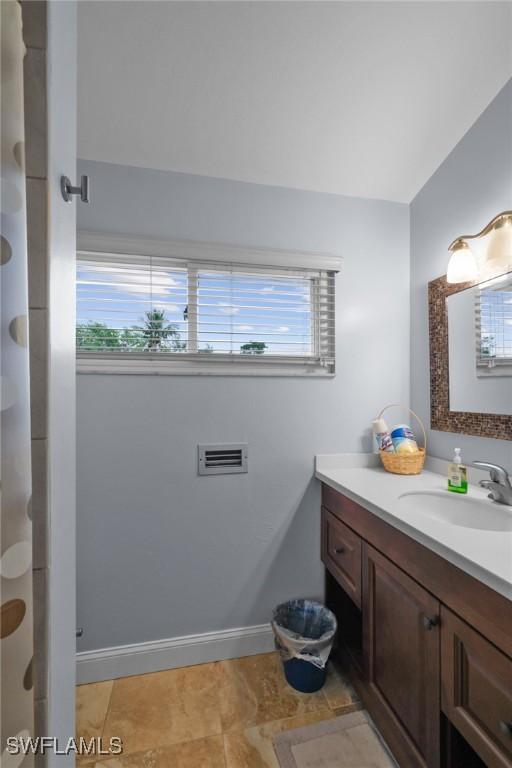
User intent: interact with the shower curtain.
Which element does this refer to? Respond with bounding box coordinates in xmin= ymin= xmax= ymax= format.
xmin=1 ymin=0 xmax=35 ymax=760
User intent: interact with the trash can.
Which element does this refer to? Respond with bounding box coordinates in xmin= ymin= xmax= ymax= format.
xmin=272 ymin=599 xmax=337 ymax=693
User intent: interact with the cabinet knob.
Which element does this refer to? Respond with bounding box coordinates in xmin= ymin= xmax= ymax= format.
xmin=333 ymin=547 xmax=344 ymax=555
xmin=423 ymin=615 xmax=439 ymax=631
xmin=499 ymin=721 xmax=512 ymax=737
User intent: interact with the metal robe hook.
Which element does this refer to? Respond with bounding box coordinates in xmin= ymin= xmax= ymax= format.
xmin=60 ymin=174 xmax=91 ymax=203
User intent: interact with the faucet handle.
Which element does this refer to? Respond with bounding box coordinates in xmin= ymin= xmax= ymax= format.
xmin=473 ymin=462 xmax=511 ymax=485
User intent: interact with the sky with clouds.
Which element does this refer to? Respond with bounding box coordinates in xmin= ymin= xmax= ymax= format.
xmin=77 ymin=261 xmax=314 ymax=355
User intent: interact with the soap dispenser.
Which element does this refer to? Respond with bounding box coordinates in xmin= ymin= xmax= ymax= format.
xmin=448 ymin=448 xmax=468 ymax=494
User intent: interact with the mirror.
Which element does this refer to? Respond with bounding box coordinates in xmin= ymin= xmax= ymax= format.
xmin=447 ymin=273 xmax=512 ymax=416
xmin=428 ymin=272 xmax=511 ymax=440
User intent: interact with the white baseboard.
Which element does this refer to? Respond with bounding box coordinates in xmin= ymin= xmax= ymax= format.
xmin=76 ymin=623 xmax=275 ymax=684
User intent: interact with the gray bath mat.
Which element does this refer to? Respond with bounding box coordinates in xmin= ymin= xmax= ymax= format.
xmin=273 ymin=710 xmax=398 ymax=768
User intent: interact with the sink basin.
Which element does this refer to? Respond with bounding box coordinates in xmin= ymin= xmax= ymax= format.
xmin=398 ymin=490 xmax=512 ymax=532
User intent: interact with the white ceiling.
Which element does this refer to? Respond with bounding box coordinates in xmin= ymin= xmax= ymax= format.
xmin=78 ymin=1 xmax=512 ymax=203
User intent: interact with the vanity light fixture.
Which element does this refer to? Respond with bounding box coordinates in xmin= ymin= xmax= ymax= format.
xmin=446 ymin=210 xmax=512 ymax=284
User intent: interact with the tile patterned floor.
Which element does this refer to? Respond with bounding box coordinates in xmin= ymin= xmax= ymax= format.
xmin=76 ymin=651 xmax=361 ymax=768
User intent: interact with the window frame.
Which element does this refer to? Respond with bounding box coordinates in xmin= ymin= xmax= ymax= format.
xmin=75 ymin=233 xmax=340 ymax=377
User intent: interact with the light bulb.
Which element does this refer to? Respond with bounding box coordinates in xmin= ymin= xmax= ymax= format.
xmin=446 ymin=240 xmax=478 ymax=284
xmin=486 ymin=219 xmax=512 ymax=271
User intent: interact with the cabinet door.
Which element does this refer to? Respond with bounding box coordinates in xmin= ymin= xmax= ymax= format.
xmin=363 ymin=544 xmax=440 ymax=768
xmin=441 ymin=606 xmax=512 ymax=768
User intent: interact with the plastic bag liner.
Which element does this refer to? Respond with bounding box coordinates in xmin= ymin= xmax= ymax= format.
xmin=272 ymin=599 xmax=337 ymax=670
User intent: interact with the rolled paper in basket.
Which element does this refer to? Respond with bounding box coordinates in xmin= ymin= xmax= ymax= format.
xmin=393 ymin=439 xmax=418 ymax=454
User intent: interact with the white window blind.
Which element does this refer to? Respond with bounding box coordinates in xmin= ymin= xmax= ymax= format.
xmin=475 ymin=280 xmax=512 ymax=372
xmin=76 ymin=252 xmax=336 ymax=375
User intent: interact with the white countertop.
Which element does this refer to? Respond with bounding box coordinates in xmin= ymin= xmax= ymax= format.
xmin=315 ymin=454 xmax=512 ymax=600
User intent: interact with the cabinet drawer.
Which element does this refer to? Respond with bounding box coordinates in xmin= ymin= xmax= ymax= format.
xmin=441 ymin=606 xmax=512 ymax=768
xmin=321 ymin=508 xmax=362 ymax=607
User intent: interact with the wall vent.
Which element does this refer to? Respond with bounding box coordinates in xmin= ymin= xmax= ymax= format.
xmin=198 ymin=443 xmax=248 ymax=475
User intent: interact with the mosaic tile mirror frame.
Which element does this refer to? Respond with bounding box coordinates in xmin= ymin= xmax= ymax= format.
xmin=428 ymin=270 xmax=512 ymax=441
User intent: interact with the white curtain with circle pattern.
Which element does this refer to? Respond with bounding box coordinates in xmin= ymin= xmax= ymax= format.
xmin=1 ymin=0 xmax=35 ymax=762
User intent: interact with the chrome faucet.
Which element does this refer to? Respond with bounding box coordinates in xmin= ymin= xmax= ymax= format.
xmin=473 ymin=462 xmax=512 ymax=506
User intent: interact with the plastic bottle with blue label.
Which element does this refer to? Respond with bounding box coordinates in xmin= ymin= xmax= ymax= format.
xmin=372 ymin=418 xmax=394 ymax=453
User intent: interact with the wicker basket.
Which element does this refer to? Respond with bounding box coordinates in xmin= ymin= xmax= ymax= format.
xmin=377 ymin=404 xmax=426 ymax=475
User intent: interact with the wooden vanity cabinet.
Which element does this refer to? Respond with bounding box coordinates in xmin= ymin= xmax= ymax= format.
xmin=321 ymin=484 xmax=512 ymax=768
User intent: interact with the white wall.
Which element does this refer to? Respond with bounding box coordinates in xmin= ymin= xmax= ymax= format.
xmin=76 ymin=160 xmax=410 ymax=652
xmin=411 ymin=79 xmax=512 ymax=471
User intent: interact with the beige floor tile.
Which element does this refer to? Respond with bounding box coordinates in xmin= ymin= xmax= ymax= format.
xmin=219 ymin=653 xmax=328 ymax=733
xmin=76 ymin=680 xmax=114 ymax=741
xmin=223 ymin=710 xmax=334 ymax=768
xmin=101 ymin=663 xmax=222 ymax=756
xmin=322 ymin=662 xmax=360 ymax=712
xmin=82 ymin=735 xmax=226 ymax=768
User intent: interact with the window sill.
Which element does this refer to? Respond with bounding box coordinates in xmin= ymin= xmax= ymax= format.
xmin=76 ymin=355 xmax=335 ymax=377
xmin=477 ymin=363 xmax=512 ymax=378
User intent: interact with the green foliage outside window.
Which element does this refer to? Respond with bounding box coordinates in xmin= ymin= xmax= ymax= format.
xmin=240 ymin=341 xmax=268 ymax=355
xmin=77 ymin=310 xmax=185 ymax=352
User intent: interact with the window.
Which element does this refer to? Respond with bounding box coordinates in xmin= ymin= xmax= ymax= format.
xmin=476 ymin=275 xmax=512 ymax=376
xmin=76 ymin=251 xmax=336 ymax=376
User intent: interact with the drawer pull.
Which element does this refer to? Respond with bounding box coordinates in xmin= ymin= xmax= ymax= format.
xmin=499 ymin=721 xmax=512 ymax=737
xmin=333 ymin=547 xmax=344 ymax=555
xmin=423 ymin=615 xmax=439 ymax=631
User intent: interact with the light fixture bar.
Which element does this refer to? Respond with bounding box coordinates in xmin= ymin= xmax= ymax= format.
xmin=447 ymin=210 xmax=512 ymax=252
xmin=446 ymin=210 xmax=512 ymax=284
